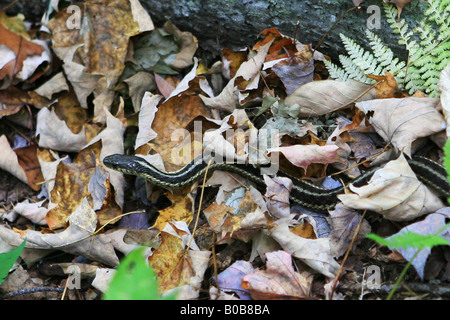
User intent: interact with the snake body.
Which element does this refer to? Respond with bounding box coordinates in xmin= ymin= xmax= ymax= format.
xmin=103 ymin=154 xmax=450 ymax=213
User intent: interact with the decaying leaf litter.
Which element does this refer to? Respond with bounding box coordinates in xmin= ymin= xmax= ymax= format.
xmin=0 ymin=0 xmax=449 ymax=300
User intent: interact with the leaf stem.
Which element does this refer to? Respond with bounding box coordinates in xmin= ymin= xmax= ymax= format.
xmin=386 ymin=249 xmax=421 ymax=300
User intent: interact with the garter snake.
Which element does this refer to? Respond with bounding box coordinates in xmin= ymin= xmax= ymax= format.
xmin=103 ymin=153 xmax=450 ymax=214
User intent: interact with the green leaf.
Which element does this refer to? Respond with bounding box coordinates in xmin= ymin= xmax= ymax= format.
xmin=103 ymin=247 xmax=176 ymax=300
xmin=0 ymin=239 xmax=27 ymax=285
xmin=366 ymin=230 xmax=450 ymax=250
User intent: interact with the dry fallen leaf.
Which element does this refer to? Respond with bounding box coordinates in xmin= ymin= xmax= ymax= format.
xmin=338 ymin=154 xmax=444 ymax=221
xmin=134 ymin=92 xmax=162 ymax=150
xmin=34 ymin=72 xmax=69 ymax=101
xmin=215 ymin=260 xmax=255 ymax=299
xmin=146 ymin=62 xmax=211 ymax=170
xmin=355 ymin=97 xmax=445 ymax=157
xmin=284 ymin=79 xmax=377 ymax=117
xmin=12 ymin=199 xmax=48 ymax=225
xmin=366 ymin=72 xmax=404 ymax=99
xmin=269 ymin=144 xmax=339 ymax=171
xmin=329 ymin=203 xmax=371 ymax=258
xmin=0 ymin=24 xmax=44 ymax=87
xmin=384 ymin=208 xmax=450 ymax=279
xmin=0 ymin=135 xmax=29 ymax=187
xmin=162 ymin=21 xmax=198 ymax=70
xmin=270 ymin=216 xmax=340 ymax=278
xmin=14 ymin=143 xmax=44 ymax=191
xmin=152 ymin=188 xmax=195 ymax=231
xmin=148 ymin=221 xmax=210 ymax=299
xmin=36 ymin=107 xmax=87 ymax=153
xmin=222 ymin=47 xmax=248 ymax=80
xmin=124 ymin=71 xmax=156 ymax=112
xmin=200 ymin=40 xmax=272 ymax=112
xmin=263 ymin=175 xmax=292 ymax=218
xmin=272 ymin=44 xmax=315 ymax=95
xmin=0 ymin=197 xmax=120 ymax=266
xmin=47 ymin=0 xmax=147 ymax=121
xmin=242 ymin=250 xmax=313 ymax=299
xmin=0 ymin=86 xmax=32 ymax=117
xmin=253 ymin=28 xmax=297 ymax=61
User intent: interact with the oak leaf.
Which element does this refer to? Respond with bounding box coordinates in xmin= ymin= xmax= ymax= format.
xmin=242 ymin=250 xmax=313 ymax=299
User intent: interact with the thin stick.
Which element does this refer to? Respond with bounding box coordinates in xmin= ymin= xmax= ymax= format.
xmin=329 ymin=209 xmax=367 ymax=299
xmin=211 ymin=232 xmax=220 ymax=295
xmin=187 ymin=157 xmax=214 ymax=250
xmin=0 ymin=0 xmax=19 ymax=12
xmin=314 ymin=5 xmax=362 ymax=52
xmin=293 ymin=20 xmax=300 ymax=47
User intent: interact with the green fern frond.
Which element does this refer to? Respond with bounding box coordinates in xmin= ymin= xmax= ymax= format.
xmin=325 ymin=0 xmax=450 ymax=97
xmin=339 ymin=55 xmax=374 ymax=83
xmin=366 ymin=30 xmax=406 ymax=75
xmin=323 ymin=59 xmax=350 ymax=82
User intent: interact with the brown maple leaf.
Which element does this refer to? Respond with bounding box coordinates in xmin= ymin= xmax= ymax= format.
xmin=0 ymin=25 xmax=44 ymax=85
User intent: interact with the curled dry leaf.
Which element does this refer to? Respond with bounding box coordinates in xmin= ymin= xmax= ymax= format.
xmin=200 ymin=40 xmax=272 ymax=112
xmin=12 ymin=199 xmax=48 ymax=225
xmin=284 ymin=79 xmax=377 ymax=117
xmin=270 ymin=216 xmax=340 ymax=278
xmin=162 ymin=21 xmax=198 ymax=70
xmin=366 ymin=72 xmax=403 ymax=99
xmin=242 ymin=250 xmax=313 ymax=299
xmin=269 ymin=144 xmax=339 ymax=170
xmin=0 ymin=135 xmax=29 ymax=186
xmin=91 ymin=108 xmax=126 ymax=209
xmin=222 ymin=47 xmax=248 ymax=80
xmin=124 ymin=71 xmax=156 ymax=112
xmin=0 ymin=198 xmax=120 ymax=266
xmin=0 ymin=86 xmax=33 ymax=117
xmin=338 ymin=154 xmax=444 ymax=221
xmin=0 ymin=24 xmax=44 ymax=86
xmin=17 ymin=39 xmax=51 ymax=81
xmin=134 ymin=92 xmax=162 ymax=150
xmin=356 ymin=97 xmax=445 ymax=157
xmin=34 ymin=72 xmax=69 ymax=99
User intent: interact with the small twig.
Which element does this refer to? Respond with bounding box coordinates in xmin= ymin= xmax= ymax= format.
xmin=314 ymin=5 xmax=362 ymax=52
xmin=187 ymin=157 xmax=213 ymax=250
xmin=292 ymin=20 xmax=300 ymax=47
xmin=329 ymin=209 xmax=367 ymax=299
xmin=211 ymin=232 xmax=220 ymax=295
xmin=0 ymin=0 xmax=19 ymax=12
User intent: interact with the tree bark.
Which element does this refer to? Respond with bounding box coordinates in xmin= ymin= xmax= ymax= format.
xmin=140 ymin=0 xmax=428 ymax=62
xmin=2 ymin=0 xmax=429 ymax=62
